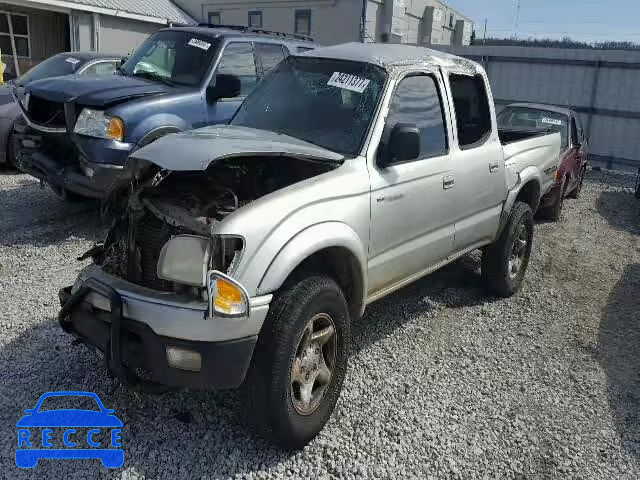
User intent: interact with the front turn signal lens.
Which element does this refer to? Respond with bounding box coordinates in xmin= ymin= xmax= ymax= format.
xmin=106 ymin=117 xmax=124 ymax=141
xmin=208 ymin=271 xmax=249 ymax=318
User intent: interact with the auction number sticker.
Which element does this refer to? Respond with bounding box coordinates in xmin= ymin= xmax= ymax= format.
xmin=188 ymin=38 xmax=211 ymax=51
xmin=65 ymin=57 xmax=80 ymax=65
xmin=541 ymin=117 xmax=563 ymax=126
xmin=327 ymin=72 xmax=370 ymax=93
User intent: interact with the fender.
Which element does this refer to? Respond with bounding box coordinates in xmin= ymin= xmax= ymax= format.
xmin=257 ymin=222 xmax=368 ymax=316
xmin=136 ymin=125 xmax=184 ymax=149
xmin=499 ymin=165 xmax=543 ymax=235
xmin=126 ymin=113 xmax=191 ymax=146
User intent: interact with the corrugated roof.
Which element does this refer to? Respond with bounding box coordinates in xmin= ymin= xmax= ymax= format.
xmin=27 ymin=0 xmax=195 ymax=25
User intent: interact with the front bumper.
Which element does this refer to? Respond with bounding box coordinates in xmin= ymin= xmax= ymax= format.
xmin=58 ymin=266 xmax=271 ymax=389
xmin=14 ymin=123 xmax=134 ymax=199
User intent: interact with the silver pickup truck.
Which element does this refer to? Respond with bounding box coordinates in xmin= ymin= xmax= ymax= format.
xmin=58 ymin=43 xmax=560 ymax=448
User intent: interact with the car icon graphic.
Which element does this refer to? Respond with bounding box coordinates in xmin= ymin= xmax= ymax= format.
xmin=15 ymin=391 xmax=123 ymax=468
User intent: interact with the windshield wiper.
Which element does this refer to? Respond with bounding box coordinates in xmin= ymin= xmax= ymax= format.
xmin=132 ymin=70 xmax=175 ymax=87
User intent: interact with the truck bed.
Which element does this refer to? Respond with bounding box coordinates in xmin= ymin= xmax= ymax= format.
xmin=499 ymin=127 xmax=553 ymax=145
xmin=500 ymin=129 xmax=562 ymax=198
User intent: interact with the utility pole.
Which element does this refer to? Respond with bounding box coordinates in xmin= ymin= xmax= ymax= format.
xmin=483 ymin=18 xmax=487 ymax=45
xmin=514 ymin=0 xmax=521 ymax=39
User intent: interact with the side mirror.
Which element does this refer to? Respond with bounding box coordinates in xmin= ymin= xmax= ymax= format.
xmin=378 ymin=123 xmax=421 ymax=168
xmin=119 ymin=56 xmax=129 ymax=66
xmin=207 ymin=74 xmax=241 ymax=103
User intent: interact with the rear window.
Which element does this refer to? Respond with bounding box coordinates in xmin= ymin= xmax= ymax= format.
xmin=498 ymin=107 xmax=569 ymax=148
xmin=449 ymin=74 xmax=492 ymax=148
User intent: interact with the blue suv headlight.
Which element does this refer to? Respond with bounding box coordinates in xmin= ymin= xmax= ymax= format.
xmin=74 ymin=108 xmax=124 ymax=141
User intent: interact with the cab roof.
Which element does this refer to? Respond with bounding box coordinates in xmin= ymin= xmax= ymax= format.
xmin=300 ymin=42 xmax=479 ymax=71
xmin=166 ymin=25 xmax=315 ymax=45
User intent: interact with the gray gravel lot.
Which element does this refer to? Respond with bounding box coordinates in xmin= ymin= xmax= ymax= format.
xmin=0 ymin=169 xmax=639 ymax=479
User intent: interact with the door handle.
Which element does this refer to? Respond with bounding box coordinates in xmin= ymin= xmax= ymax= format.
xmin=442 ymin=175 xmax=455 ymax=189
xmin=489 ymin=161 xmax=500 ymax=173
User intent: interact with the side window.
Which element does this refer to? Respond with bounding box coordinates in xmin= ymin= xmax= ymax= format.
xmin=387 ymin=74 xmax=448 ymax=160
xmin=255 ymin=43 xmax=285 ymax=75
xmin=81 ymin=61 xmax=117 ymax=76
xmin=214 ymin=42 xmax=258 ymax=97
xmin=449 ymin=74 xmax=492 ymax=148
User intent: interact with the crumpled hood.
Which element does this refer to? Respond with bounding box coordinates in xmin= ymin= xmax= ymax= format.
xmin=130 ymin=125 xmax=345 ymax=171
xmin=26 ymin=74 xmax=173 ymax=106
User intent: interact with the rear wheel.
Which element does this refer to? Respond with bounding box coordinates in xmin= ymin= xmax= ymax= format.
xmin=482 ymin=201 xmax=534 ymax=297
xmin=243 ymin=274 xmax=350 ymax=449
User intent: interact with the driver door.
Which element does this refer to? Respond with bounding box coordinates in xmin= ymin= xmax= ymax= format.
xmin=367 ymin=71 xmax=455 ymax=297
xmin=205 ymin=42 xmax=259 ymax=124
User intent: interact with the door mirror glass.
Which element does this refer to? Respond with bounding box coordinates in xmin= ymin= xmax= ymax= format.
xmin=207 ymin=73 xmax=241 ymax=103
xmin=379 ymin=123 xmax=421 ymax=167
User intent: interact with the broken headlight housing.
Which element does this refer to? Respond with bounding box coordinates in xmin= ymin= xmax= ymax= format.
xmin=74 ymin=108 xmax=124 ymax=141
xmin=157 ymin=235 xmax=212 ymax=286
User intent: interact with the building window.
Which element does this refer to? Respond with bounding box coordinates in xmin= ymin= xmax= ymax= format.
xmin=248 ymin=11 xmax=262 ymax=28
xmin=208 ymin=12 xmax=221 ymax=25
xmin=295 ymin=10 xmax=311 ymax=35
xmin=0 ymin=12 xmax=30 ymax=58
xmin=449 ymin=14 xmax=454 ymax=28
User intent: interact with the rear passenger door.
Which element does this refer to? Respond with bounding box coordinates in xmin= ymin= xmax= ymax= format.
xmin=205 ymin=42 xmax=259 ymax=124
xmin=368 ymin=72 xmax=455 ymax=296
xmin=445 ymin=72 xmax=507 ymax=253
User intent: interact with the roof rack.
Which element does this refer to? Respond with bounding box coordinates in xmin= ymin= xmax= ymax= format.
xmin=196 ymin=23 xmax=314 ymax=42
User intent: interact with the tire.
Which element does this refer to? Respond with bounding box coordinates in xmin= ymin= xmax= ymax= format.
xmin=541 ymin=179 xmax=567 ymax=222
xmin=568 ymin=168 xmax=585 ymax=199
xmin=243 ymin=274 xmax=350 ymax=449
xmin=482 ymin=201 xmax=534 ymax=297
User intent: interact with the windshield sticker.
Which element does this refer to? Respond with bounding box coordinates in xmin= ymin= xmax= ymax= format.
xmin=188 ymin=38 xmax=211 ymax=51
xmin=327 ymin=72 xmax=370 ymax=93
xmin=65 ymin=57 xmax=80 ymax=65
xmin=541 ymin=117 xmax=563 ymax=126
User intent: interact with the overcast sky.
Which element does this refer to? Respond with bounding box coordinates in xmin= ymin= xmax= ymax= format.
xmin=447 ymin=0 xmax=640 ymax=43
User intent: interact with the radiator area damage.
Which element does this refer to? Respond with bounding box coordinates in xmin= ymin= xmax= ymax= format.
xmin=87 ymin=155 xmax=337 ymax=297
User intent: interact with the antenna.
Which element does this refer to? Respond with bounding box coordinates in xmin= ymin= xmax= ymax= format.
xmin=515 ymin=0 xmax=521 ymax=39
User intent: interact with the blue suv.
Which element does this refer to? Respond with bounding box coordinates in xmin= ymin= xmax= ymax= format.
xmin=14 ymin=25 xmax=315 ymax=199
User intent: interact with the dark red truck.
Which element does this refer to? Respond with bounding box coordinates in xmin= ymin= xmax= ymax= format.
xmin=498 ymin=103 xmax=589 ymax=221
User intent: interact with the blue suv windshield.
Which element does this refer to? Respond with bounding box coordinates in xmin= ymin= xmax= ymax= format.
xmin=231 ymin=56 xmax=387 ymax=156
xmin=121 ymin=30 xmax=218 ymax=87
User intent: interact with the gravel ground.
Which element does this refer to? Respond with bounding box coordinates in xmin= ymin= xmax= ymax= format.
xmin=0 ymin=169 xmax=639 ymax=479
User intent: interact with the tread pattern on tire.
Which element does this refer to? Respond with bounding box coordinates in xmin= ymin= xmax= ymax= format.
xmin=482 ymin=201 xmax=534 ymax=298
xmin=243 ymin=274 xmax=350 ymax=449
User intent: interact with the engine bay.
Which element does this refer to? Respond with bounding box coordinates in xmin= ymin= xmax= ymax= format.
xmin=93 ymin=155 xmax=337 ymax=294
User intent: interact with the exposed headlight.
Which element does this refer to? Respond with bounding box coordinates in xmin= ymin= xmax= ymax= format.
xmin=74 ymin=108 xmax=124 ymax=141
xmin=157 ymin=235 xmax=212 ymax=286
xmin=207 ymin=271 xmax=249 ymax=318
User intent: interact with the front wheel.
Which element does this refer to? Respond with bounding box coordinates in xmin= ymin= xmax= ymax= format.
xmin=482 ymin=201 xmax=534 ymax=297
xmin=243 ymin=274 xmax=350 ymax=449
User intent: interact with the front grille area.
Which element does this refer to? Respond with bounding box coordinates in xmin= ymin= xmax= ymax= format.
xmin=28 ymin=95 xmax=66 ymax=128
xmin=129 ymin=214 xmax=178 ymax=292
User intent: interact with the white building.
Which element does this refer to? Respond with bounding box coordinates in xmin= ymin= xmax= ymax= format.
xmin=175 ymin=0 xmax=473 ymax=46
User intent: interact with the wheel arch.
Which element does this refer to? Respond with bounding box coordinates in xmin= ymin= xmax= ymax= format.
xmin=257 ymin=223 xmax=368 ymax=319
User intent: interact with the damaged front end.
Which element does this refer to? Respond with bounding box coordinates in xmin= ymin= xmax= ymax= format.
xmin=87 ymin=154 xmax=336 ymax=307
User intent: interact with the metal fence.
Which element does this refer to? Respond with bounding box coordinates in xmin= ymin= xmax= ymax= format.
xmin=432 ymin=45 xmax=640 ymax=172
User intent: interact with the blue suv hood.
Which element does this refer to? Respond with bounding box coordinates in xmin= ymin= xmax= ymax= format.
xmin=26 ymin=74 xmax=174 ymax=107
